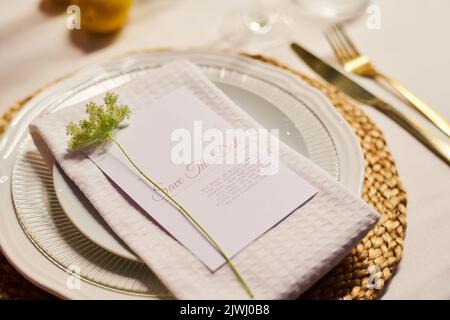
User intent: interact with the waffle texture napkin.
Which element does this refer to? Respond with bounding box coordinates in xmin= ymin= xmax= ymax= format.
xmin=30 ymin=60 xmax=379 ymax=299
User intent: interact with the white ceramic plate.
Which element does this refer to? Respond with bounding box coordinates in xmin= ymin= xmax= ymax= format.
xmin=53 ymin=164 xmax=139 ymax=261
xmin=0 ymin=50 xmax=364 ymax=299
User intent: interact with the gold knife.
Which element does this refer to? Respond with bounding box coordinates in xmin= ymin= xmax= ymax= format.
xmin=291 ymin=42 xmax=450 ymax=166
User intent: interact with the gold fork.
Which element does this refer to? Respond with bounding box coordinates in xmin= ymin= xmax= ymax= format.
xmin=325 ymin=24 xmax=450 ymax=137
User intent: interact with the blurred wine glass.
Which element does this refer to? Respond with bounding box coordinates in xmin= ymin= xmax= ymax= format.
xmin=291 ymin=0 xmax=369 ymax=21
xmin=218 ymin=0 xmax=293 ymax=51
xmin=214 ymin=0 xmax=369 ymax=51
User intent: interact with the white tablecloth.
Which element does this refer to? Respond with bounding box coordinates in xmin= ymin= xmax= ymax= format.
xmin=0 ymin=0 xmax=449 ymax=299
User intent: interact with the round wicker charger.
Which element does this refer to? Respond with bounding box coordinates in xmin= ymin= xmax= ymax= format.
xmin=0 ymin=52 xmax=407 ymax=300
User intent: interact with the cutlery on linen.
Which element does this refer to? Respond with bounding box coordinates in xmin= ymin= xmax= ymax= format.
xmin=325 ymin=24 xmax=450 ymax=137
xmin=291 ymin=42 xmax=450 ymax=166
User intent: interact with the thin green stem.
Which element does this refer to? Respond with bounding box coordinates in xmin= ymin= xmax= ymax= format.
xmin=108 ymin=135 xmax=254 ymax=298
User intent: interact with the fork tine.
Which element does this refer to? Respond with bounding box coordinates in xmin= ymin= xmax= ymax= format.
xmin=334 ymin=24 xmax=360 ymax=59
xmin=329 ymin=25 xmax=355 ymax=61
xmin=324 ymin=29 xmax=347 ymax=65
xmin=326 ymin=26 xmax=352 ymax=64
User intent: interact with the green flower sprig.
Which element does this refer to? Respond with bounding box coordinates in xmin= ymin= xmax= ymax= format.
xmin=66 ymin=92 xmax=253 ymax=298
xmin=66 ymin=92 xmax=130 ymax=151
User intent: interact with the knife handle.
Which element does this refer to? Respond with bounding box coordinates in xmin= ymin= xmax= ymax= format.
xmin=376 ymin=72 xmax=450 ymax=137
xmin=374 ymin=100 xmax=450 ymax=166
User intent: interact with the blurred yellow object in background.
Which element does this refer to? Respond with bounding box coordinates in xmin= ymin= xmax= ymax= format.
xmin=73 ymin=0 xmax=132 ymax=34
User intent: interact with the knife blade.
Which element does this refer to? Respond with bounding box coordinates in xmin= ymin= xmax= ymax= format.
xmin=291 ymin=42 xmax=450 ymax=166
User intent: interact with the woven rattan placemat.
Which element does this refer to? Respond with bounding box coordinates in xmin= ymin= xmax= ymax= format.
xmin=0 ymin=52 xmax=407 ymax=300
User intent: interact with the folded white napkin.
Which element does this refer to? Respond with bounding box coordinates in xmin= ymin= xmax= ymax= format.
xmin=30 ymin=60 xmax=379 ymax=299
